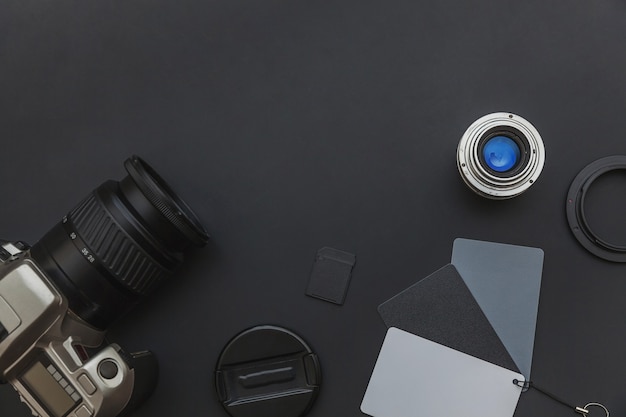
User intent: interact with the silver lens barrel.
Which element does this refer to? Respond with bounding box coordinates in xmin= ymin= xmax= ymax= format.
xmin=457 ymin=112 xmax=545 ymax=199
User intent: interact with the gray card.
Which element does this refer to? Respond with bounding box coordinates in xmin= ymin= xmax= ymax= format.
xmin=378 ymin=264 xmax=519 ymax=372
xmin=451 ymin=238 xmax=544 ymax=380
xmin=361 ymin=328 xmax=524 ymax=417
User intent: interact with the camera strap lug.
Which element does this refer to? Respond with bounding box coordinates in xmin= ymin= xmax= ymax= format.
xmin=0 ymin=241 xmax=29 ymax=263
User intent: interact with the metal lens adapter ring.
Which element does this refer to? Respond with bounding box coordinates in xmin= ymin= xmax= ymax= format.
xmin=457 ymin=112 xmax=546 ymax=199
xmin=566 ymin=155 xmax=626 ymax=262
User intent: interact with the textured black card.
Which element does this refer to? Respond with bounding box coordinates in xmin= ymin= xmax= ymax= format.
xmin=378 ymin=264 xmax=519 ymax=373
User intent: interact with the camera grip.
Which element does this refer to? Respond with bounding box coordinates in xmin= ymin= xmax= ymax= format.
xmin=118 ymin=350 xmax=159 ymax=417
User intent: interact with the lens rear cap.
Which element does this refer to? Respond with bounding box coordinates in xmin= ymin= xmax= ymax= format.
xmin=215 ymin=325 xmax=321 ymax=417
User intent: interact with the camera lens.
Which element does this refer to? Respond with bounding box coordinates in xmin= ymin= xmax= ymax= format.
xmin=30 ymin=156 xmax=209 ymax=329
xmin=482 ymin=136 xmax=520 ymax=172
xmin=457 ymin=113 xmax=545 ymax=200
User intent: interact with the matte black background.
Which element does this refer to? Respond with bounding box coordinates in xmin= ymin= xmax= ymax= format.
xmin=1 ymin=0 xmax=626 ymax=416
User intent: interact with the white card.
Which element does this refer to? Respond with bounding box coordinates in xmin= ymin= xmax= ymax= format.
xmin=361 ymin=328 xmax=524 ymax=417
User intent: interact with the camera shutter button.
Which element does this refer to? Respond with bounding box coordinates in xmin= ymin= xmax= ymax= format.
xmin=98 ymin=360 xmax=119 ymax=380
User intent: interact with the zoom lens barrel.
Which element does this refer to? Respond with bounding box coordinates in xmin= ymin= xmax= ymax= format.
xmin=457 ymin=113 xmax=545 ymax=199
xmin=31 ymin=156 xmax=209 ymax=330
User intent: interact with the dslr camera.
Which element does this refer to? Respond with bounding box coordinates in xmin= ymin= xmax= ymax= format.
xmin=0 ymin=156 xmax=208 ymax=417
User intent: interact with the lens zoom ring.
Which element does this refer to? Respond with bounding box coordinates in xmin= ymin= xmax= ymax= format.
xmin=70 ymin=194 xmax=166 ymax=295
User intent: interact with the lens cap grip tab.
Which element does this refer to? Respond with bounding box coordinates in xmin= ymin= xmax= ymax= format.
xmin=215 ymin=325 xmax=321 ymax=417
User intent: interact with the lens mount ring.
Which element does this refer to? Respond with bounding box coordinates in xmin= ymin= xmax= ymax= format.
xmin=124 ymin=156 xmax=209 ymax=246
xmin=457 ymin=112 xmax=546 ymax=199
xmin=566 ymin=155 xmax=626 ymax=262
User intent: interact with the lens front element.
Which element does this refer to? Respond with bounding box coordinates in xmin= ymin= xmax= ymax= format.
xmin=482 ymin=136 xmax=520 ymax=173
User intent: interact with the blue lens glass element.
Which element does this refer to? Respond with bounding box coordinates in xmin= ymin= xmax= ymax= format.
xmin=482 ymin=136 xmax=520 ymax=172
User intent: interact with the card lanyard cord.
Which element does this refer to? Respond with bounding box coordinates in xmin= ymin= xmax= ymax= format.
xmin=513 ymin=379 xmax=609 ymax=417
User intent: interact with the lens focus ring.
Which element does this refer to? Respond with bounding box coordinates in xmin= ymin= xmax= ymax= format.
xmin=70 ymin=192 xmax=167 ymax=295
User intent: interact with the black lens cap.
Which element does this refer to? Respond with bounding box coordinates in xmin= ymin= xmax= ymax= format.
xmin=215 ymin=325 xmax=321 ymax=417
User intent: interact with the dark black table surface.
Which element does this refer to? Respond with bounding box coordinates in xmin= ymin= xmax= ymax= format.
xmin=2 ymin=0 xmax=626 ymax=416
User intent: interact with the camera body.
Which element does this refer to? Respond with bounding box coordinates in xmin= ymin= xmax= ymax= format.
xmin=0 ymin=240 xmax=155 ymax=417
xmin=0 ymin=156 xmax=209 ymax=417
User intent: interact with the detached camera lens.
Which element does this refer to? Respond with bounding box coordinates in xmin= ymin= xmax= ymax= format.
xmin=457 ymin=113 xmax=545 ymax=199
xmin=31 ymin=156 xmax=209 ymax=329
xmin=482 ymin=136 xmax=520 ymax=172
